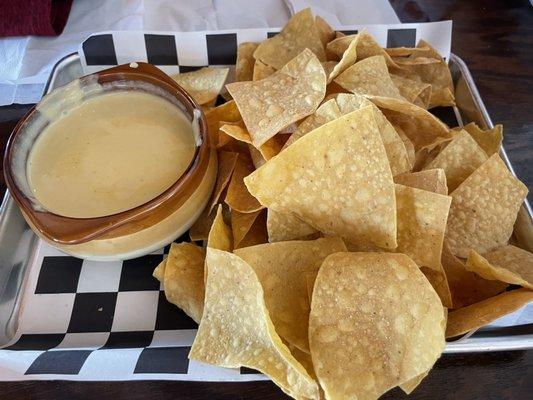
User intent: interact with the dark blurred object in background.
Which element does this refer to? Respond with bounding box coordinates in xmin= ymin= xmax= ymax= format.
xmin=0 ymin=0 xmax=73 ymax=37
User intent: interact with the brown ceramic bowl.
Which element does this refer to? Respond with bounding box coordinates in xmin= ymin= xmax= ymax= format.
xmin=4 ymin=62 xmax=217 ymax=260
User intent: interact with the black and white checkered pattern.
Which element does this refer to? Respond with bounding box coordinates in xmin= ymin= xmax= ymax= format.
xmin=0 ymin=21 xmax=456 ymax=381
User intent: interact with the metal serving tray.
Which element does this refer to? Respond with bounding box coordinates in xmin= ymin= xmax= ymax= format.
xmin=0 ymin=52 xmax=531 ymax=352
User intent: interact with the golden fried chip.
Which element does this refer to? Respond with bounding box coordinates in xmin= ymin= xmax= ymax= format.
xmin=153 ymin=259 xmax=166 ymax=282
xmin=441 ymin=240 xmax=508 ymax=309
xmin=369 ymin=96 xmax=452 ymax=150
xmin=252 ymin=59 xmax=276 ymax=81
xmin=394 ymin=124 xmax=415 ymax=168
xmin=288 ymin=343 xmax=316 ymax=379
xmin=400 ymin=371 xmax=429 ymax=395
xmin=253 ymin=8 xmax=325 ymax=70
xmin=463 ymin=122 xmax=503 ymax=156
xmin=327 ymin=33 xmax=359 ymax=82
xmin=231 ymin=209 xmax=262 ymax=248
xmin=227 ymin=49 xmax=326 ymax=147
xmin=247 ymin=144 xmax=266 ymax=169
xmin=446 ymin=289 xmax=533 ymax=338
xmin=334 ymin=93 xmax=411 ymax=175
xmin=385 ymin=46 xmax=430 ymax=58
xmin=321 ymin=61 xmax=338 ymax=78
xmin=267 ymin=209 xmax=318 ymax=242
xmin=245 ymin=108 xmax=397 ymax=249
xmin=171 ymin=67 xmax=229 ymax=105
xmin=446 ymin=154 xmax=528 ymax=257
xmin=220 ymin=120 xmax=283 ymax=160
xmin=189 ymin=248 xmax=319 ymax=400
xmin=394 ymin=169 xmax=448 ymax=194
xmin=207 ymin=204 xmax=233 ymax=251
xmin=334 ymin=55 xmax=404 ymax=99
xmin=309 ymin=252 xmax=446 ymax=400
xmin=189 ymin=207 xmax=217 ymax=241
xmin=390 ymin=74 xmax=432 ymax=109
xmin=236 ymin=42 xmax=259 ymax=82
xmin=225 ymin=153 xmax=264 ymax=213
xmin=236 ymin=209 xmax=268 ymax=249
xmin=466 ymin=246 xmax=533 ymax=290
xmin=315 ymin=15 xmax=335 ymax=47
xmin=395 ymin=184 xmax=451 ymax=272
xmin=235 ymin=237 xmax=346 ymax=352
xmin=420 ymin=266 xmax=453 ymax=308
xmin=424 ymin=130 xmax=488 ymax=191
xmin=209 ymin=151 xmax=239 ymax=212
xmin=205 ymin=100 xmax=241 ymax=143
xmin=284 ymin=98 xmax=341 ymax=148
xmin=161 ymin=242 xmax=206 ymax=323
xmin=326 ymin=31 xmax=397 ymax=67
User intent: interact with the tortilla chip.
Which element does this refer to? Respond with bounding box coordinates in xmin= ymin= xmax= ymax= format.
xmin=304 ymin=271 xmax=317 ymax=304
xmin=247 ymin=144 xmax=266 ymax=169
xmin=284 ymin=98 xmax=341 ymax=148
xmin=326 ymin=31 xmax=397 ymax=67
xmin=446 ymin=289 xmax=533 ymax=338
xmin=236 ymin=42 xmax=259 ymax=82
xmin=244 ymin=108 xmax=397 ymax=249
xmin=420 ymin=266 xmax=453 ymax=308
xmin=231 ymin=209 xmax=262 ymax=248
xmin=334 ymin=55 xmax=404 ymax=99
xmin=463 ymin=122 xmax=503 ymax=156
xmin=394 ymin=169 xmax=448 ymax=194
xmin=267 ymin=209 xmax=318 ymax=242
xmin=309 ymin=252 xmax=446 ymax=400
xmin=424 ymin=130 xmax=488 ymax=191
xmin=333 ymin=93 xmax=411 ymax=176
xmin=386 ymin=46 xmax=431 ymax=58
xmin=391 ymin=74 xmax=432 ymax=109
xmin=394 ymin=124 xmax=415 ymax=168
xmin=446 ymin=154 xmax=528 ymax=258
xmin=189 ymin=248 xmax=319 ymax=400
xmin=189 ymin=207 xmax=217 ymax=241
xmin=205 ymin=100 xmax=241 ymax=144
xmin=253 ymin=8 xmax=326 ymax=70
xmin=236 ymin=209 xmax=268 ymax=249
xmin=315 ymin=15 xmax=335 ymax=47
xmin=171 ymin=67 xmax=229 ymax=105
xmin=208 ymin=151 xmax=239 ymax=212
xmin=220 ymin=120 xmax=283 ymax=160
xmin=327 ymin=33 xmax=359 ymax=83
xmin=441 ymin=240 xmax=508 ymax=309
xmin=227 ymin=49 xmax=326 ymax=147
xmin=400 ymin=371 xmax=429 ymax=395
xmin=161 ymin=242 xmax=206 ymax=323
xmin=321 ymin=61 xmax=338 ymax=79
xmin=207 ymin=204 xmax=233 ymax=251
xmin=252 ymin=59 xmax=276 ymax=81
xmin=395 ymin=184 xmax=451 ymax=272
xmin=235 ymin=237 xmax=347 ymax=352
xmin=153 ymin=259 xmax=166 ymax=282
xmin=466 ymin=246 xmax=533 ymax=290
xmin=288 ymin=343 xmax=317 ymax=379
xmin=225 ymin=153 xmax=264 ymax=213
xmin=369 ymin=96 xmax=452 ymax=150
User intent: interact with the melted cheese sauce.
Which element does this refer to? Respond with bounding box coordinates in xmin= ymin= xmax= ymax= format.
xmin=27 ymin=91 xmax=197 ymax=218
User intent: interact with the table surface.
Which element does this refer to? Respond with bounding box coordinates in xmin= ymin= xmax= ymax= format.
xmin=0 ymin=0 xmax=532 ymax=399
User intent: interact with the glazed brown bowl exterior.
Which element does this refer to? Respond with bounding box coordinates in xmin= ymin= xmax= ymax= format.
xmin=4 ymin=62 xmax=212 ymax=245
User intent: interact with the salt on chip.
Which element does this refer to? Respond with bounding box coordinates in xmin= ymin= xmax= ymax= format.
xmin=209 ymin=151 xmax=239 ymax=212
xmin=466 ymin=246 xmax=533 ymax=290
xmin=463 ymin=122 xmax=503 ymax=156
xmin=333 ymin=93 xmax=411 ymax=176
xmin=394 ymin=169 xmax=448 ymax=195
xmin=395 ymin=184 xmax=451 ymax=272
xmin=252 ymin=59 xmax=276 ymax=81
xmin=267 ymin=209 xmax=318 ymax=242
xmin=309 ymin=252 xmax=446 ymax=400
xmin=171 ymin=67 xmax=229 ymax=105
xmin=235 ymin=237 xmax=347 ymax=352
xmin=244 ymin=107 xmax=398 ymax=250
xmin=369 ymin=96 xmax=451 ymax=150
xmin=446 ymin=289 xmax=533 ymax=338
xmin=283 ymin=98 xmax=341 ymax=148
xmin=253 ymin=8 xmax=326 ymax=70
xmin=236 ymin=209 xmax=268 ymax=249
xmin=334 ymin=55 xmax=404 ymax=99
xmin=231 ymin=209 xmax=262 ymax=248
xmin=441 ymin=240 xmax=508 ymax=309
xmin=446 ymin=154 xmax=528 ymax=258
xmin=424 ymin=130 xmax=488 ymax=192
xmin=225 ymin=153 xmax=264 ymax=213
xmin=189 ymin=248 xmax=319 ymax=400
xmin=160 ymin=242 xmax=206 ymax=324
xmin=227 ymin=49 xmax=326 ymax=147
xmin=219 ymin=121 xmax=283 ymax=160
xmin=236 ymin=42 xmax=259 ymax=82
xmin=390 ymin=74 xmax=432 ymax=109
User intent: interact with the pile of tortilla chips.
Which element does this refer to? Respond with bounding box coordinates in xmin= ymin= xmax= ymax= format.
xmin=154 ymin=8 xmax=531 ymax=400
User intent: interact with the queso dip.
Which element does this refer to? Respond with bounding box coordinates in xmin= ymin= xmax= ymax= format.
xmin=27 ymin=91 xmax=197 ymax=218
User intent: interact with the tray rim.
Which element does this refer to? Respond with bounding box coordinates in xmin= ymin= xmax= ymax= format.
xmin=0 ymin=51 xmax=531 ymax=353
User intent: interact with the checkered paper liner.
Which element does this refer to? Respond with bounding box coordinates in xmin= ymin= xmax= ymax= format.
xmin=0 ymin=20 xmax=499 ymax=382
